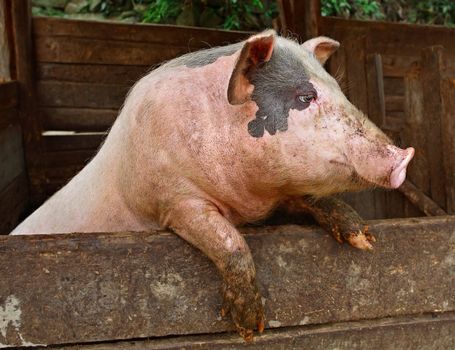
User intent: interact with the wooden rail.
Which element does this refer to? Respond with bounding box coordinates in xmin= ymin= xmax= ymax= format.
xmin=1 ymin=216 xmax=454 ymax=347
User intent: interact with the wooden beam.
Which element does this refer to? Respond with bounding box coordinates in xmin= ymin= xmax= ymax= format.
xmin=51 ymin=312 xmax=455 ymax=350
xmin=440 ymin=77 xmax=455 ymax=214
xmin=292 ymin=0 xmax=321 ymax=40
xmin=1 ymin=216 xmax=454 ymax=347
xmin=8 ymin=0 xmax=44 ymax=205
xmin=420 ymin=47 xmax=446 ymax=210
xmin=0 ymin=0 xmax=10 ymax=81
xmin=399 ymin=180 xmax=447 ymax=216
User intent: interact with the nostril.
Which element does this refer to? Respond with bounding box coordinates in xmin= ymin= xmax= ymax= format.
xmin=389 ymin=147 xmax=415 ymax=189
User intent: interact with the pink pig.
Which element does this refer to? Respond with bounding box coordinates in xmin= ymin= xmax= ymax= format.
xmin=12 ymin=30 xmax=414 ymax=340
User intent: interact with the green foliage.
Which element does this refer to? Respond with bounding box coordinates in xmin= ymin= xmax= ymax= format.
xmin=322 ymin=0 xmax=455 ymax=26
xmin=31 ymin=1 xmax=278 ymax=30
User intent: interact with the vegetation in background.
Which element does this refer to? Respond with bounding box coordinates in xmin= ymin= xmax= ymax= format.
xmin=321 ymin=0 xmax=454 ymax=26
xmin=32 ymin=0 xmax=278 ymax=30
xmin=32 ymin=0 xmax=455 ymax=28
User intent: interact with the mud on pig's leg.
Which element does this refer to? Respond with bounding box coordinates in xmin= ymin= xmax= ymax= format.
xmin=282 ymin=196 xmax=376 ymax=250
xmin=168 ymin=198 xmax=265 ymax=342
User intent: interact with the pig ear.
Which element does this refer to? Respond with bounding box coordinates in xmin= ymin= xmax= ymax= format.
xmin=302 ymin=36 xmax=340 ymax=65
xmin=228 ymin=30 xmax=276 ymax=105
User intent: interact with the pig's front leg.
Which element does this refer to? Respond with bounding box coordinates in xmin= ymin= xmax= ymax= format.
xmin=168 ymin=199 xmax=265 ymax=341
xmin=282 ymin=196 xmax=376 ymax=250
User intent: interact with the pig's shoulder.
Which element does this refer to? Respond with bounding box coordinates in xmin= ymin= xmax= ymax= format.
xmin=162 ymin=42 xmax=243 ymax=69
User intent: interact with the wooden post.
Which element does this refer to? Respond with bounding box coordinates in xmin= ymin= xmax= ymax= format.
xmin=420 ymin=47 xmax=446 ymax=211
xmin=0 ymin=0 xmax=10 ymax=81
xmin=291 ymin=0 xmax=321 ymax=40
xmin=6 ymin=0 xmax=44 ymax=206
xmin=440 ymin=77 xmax=455 ymax=213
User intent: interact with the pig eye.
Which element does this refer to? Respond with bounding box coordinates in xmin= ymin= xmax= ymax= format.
xmin=297 ymin=93 xmax=315 ymax=104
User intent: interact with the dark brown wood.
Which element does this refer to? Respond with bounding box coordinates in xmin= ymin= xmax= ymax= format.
xmin=53 ymin=313 xmax=455 ymax=350
xmin=43 ymin=132 xmax=106 ymax=151
xmin=321 ymin=17 xmax=455 ymax=58
xmin=293 ymin=0 xmax=321 ymax=40
xmin=399 ymin=180 xmax=447 ymax=216
xmin=0 ymin=0 xmax=9 ymax=82
xmin=35 ymin=36 xmax=188 ymax=66
xmin=420 ymin=47 xmax=446 ymax=210
xmin=0 ymin=172 xmax=28 ymax=234
xmin=0 ymin=107 xmax=16 ymax=130
xmin=402 ymin=61 xmax=428 ymax=217
xmin=41 ymin=108 xmax=117 ymax=132
xmin=36 ymin=63 xmax=148 ymax=85
xmin=9 ymin=0 xmax=43 ymax=204
xmin=0 ymin=80 xmax=17 ymax=110
xmin=383 ymin=77 xmax=405 ymax=96
xmin=37 ymin=81 xmax=130 ymax=109
xmin=440 ymin=77 xmax=455 ymax=213
xmin=33 ymin=16 xmax=250 ymax=46
xmin=0 ymin=123 xmax=25 ymax=191
xmin=1 ymin=216 xmax=454 ymax=347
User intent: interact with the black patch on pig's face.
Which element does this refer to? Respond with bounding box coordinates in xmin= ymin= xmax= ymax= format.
xmin=248 ymin=45 xmax=315 ymax=138
xmin=164 ymin=42 xmax=243 ymax=68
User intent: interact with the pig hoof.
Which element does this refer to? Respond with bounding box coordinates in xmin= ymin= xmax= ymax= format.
xmin=344 ymin=226 xmax=376 ymax=250
xmin=221 ymin=281 xmax=265 ymax=342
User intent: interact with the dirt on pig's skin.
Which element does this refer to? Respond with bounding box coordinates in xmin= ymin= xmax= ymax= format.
xmin=10 ymin=30 xmax=414 ymax=341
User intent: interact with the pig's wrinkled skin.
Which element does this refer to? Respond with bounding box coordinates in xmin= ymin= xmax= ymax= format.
xmin=12 ymin=31 xmax=414 ymax=341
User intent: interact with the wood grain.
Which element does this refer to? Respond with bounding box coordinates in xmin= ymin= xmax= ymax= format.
xmin=0 ymin=216 xmax=454 ymax=347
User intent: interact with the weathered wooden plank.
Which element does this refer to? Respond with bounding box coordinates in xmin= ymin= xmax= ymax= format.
xmin=383 ymin=77 xmax=404 ymax=96
xmin=53 ymin=313 xmax=455 ymax=350
xmin=440 ymin=77 xmax=455 ymax=214
xmin=37 ymin=81 xmax=130 ymax=109
xmin=0 ymin=0 xmax=10 ymax=82
xmin=42 ymin=132 xmax=106 ymax=151
xmin=365 ymin=54 xmax=387 ymax=218
xmin=0 ymin=80 xmax=18 ymax=110
xmin=10 ymin=0 xmax=45 ymax=204
xmin=0 ymin=123 xmax=25 ymax=191
xmin=36 ymin=63 xmax=148 ymax=85
xmin=0 ymin=216 xmax=454 ymax=347
xmin=321 ymin=17 xmax=455 ymax=57
xmin=421 ymin=47 xmax=446 ymax=210
xmin=0 ymin=107 xmax=17 ymax=130
xmin=402 ymin=61 xmax=429 ymax=217
xmin=385 ymin=95 xmax=404 ymax=112
xmin=35 ymin=36 xmax=188 ymax=65
xmin=0 ymin=172 xmax=28 ymax=234
xmin=41 ymin=107 xmax=117 ymax=132
xmin=293 ymin=0 xmax=320 ymax=40
xmin=32 ymin=16 xmax=250 ymax=45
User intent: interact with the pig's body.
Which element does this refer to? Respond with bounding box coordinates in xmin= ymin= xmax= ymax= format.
xmin=13 ymin=47 xmax=282 ymax=234
xmin=11 ymin=31 xmax=414 ymax=341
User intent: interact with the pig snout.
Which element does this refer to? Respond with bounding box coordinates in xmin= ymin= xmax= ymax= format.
xmin=389 ymin=146 xmax=415 ymax=189
xmin=348 ymin=140 xmax=414 ymax=190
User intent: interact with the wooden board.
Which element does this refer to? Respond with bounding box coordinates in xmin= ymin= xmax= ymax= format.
xmin=33 ymin=16 xmax=250 ymax=46
xmin=53 ymin=313 xmax=455 ymax=350
xmin=37 ymin=81 xmax=130 ymax=109
xmin=36 ymin=63 xmax=148 ymax=85
xmin=0 ymin=172 xmax=28 ymax=234
xmin=0 ymin=81 xmax=18 ymax=110
xmin=0 ymin=123 xmax=25 ymax=190
xmin=41 ymin=107 xmax=117 ymax=132
xmin=0 ymin=216 xmax=454 ymax=347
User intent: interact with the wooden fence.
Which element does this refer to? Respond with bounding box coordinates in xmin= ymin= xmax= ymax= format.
xmin=33 ymin=17 xmax=250 ymax=198
xmin=1 ymin=216 xmax=454 ymax=348
xmin=0 ymin=81 xmax=28 ymax=233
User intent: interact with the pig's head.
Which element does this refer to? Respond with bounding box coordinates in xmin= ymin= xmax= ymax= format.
xmin=228 ymin=31 xmax=414 ymax=197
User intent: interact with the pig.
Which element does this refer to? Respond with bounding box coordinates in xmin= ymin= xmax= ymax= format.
xmin=11 ymin=30 xmax=414 ymax=341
